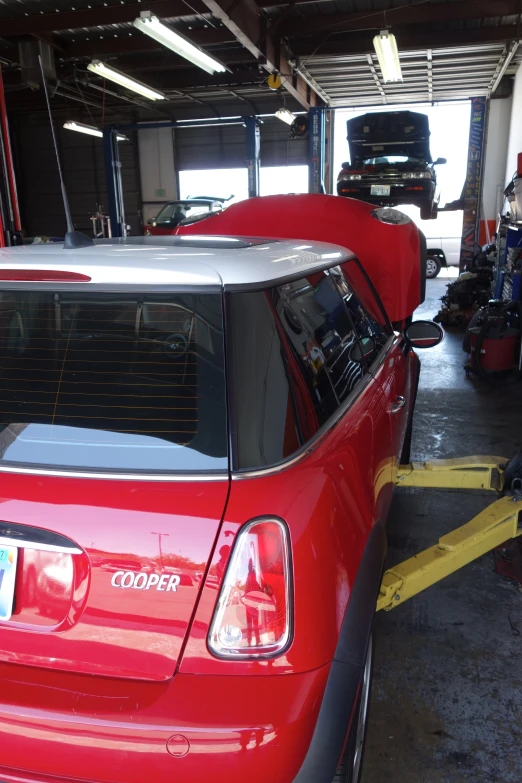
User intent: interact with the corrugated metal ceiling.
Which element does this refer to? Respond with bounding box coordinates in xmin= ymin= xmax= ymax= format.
xmin=1 ymin=0 xmax=521 ymax=113
xmin=306 ymin=43 xmax=522 ymax=106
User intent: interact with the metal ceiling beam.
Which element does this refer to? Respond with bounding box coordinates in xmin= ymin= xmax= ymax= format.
xmin=197 ymin=0 xmax=328 ymax=108
xmin=0 ymin=0 xmax=207 ymax=37
xmin=281 ymin=0 xmax=522 ymax=37
xmin=64 ymin=28 xmax=235 ymax=58
xmin=83 ymin=66 xmax=263 ymax=91
xmin=295 ymin=24 xmax=522 ymax=57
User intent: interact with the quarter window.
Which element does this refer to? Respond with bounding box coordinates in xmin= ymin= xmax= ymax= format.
xmin=227 ymin=291 xmax=303 ymax=471
xmin=271 ymin=271 xmax=368 ymax=428
xmin=228 ymin=261 xmax=393 ymax=472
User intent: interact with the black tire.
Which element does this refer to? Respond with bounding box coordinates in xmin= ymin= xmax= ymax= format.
xmin=420 ymin=203 xmax=437 ymax=220
xmin=332 ymin=634 xmax=373 ymax=783
xmin=425 ymin=256 xmax=441 ymax=279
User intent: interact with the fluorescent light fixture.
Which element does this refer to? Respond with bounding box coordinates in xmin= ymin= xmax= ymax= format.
xmin=87 ymin=60 xmax=165 ymax=101
xmin=275 ymin=108 xmax=296 ymax=126
xmin=133 ymin=12 xmax=227 ymax=75
xmin=372 ymin=30 xmax=403 ymax=83
xmin=63 ymin=121 xmax=128 ymax=142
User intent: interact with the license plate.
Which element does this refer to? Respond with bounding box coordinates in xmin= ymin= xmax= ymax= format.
xmin=371 ymin=185 xmax=391 ymax=196
xmin=0 ymin=546 xmax=17 ymax=621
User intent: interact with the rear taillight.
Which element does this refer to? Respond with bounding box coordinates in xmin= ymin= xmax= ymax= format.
xmin=208 ymin=518 xmax=292 ymax=658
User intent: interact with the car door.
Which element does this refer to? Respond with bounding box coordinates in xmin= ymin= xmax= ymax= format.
xmin=275 ymin=267 xmax=396 ymax=522
xmin=442 ymin=236 xmax=461 ymax=266
xmin=338 ymin=259 xmax=413 ymax=478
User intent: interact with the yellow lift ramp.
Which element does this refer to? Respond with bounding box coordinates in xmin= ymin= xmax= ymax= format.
xmin=377 ymin=456 xmax=522 ymax=612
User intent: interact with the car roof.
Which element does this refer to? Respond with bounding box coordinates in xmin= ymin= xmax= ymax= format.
xmin=0 ymin=236 xmax=354 ymax=291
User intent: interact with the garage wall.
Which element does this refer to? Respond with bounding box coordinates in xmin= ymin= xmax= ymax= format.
xmin=12 ymin=114 xmax=141 ymax=237
xmin=138 ymin=127 xmax=178 ymax=224
xmin=482 ymin=95 xmax=512 ymax=232
xmin=505 ymin=64 xmax=522 ymax=188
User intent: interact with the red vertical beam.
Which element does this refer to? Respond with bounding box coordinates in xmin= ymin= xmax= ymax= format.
xmin=0 ymin=67 xmax=21 ymax=232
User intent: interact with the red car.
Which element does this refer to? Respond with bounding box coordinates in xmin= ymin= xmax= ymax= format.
xmin=145 ymin=197 xmax=226 ymax=235
xmin=0 ymin=195 xmax=441 ymax=783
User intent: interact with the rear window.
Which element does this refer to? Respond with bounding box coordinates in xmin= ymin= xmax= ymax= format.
xmin=0 ymin=291 xmax=227 ymax=473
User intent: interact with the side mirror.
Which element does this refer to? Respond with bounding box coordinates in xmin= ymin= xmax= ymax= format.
xmin=350 ymin=336 xmax=376 ymax=362
xmin=147 ymin=218 xmax=154 ymax=225
xmin=434 ymin=157 xmax=447 ymax=165
xmin=404 ymin=320 xmax=444 ymax=349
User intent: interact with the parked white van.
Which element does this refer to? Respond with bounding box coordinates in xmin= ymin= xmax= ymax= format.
xmin=425 ymin=236 xmax=461 ymax=278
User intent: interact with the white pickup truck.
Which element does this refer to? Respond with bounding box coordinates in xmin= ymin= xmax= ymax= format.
xmin=425 ymin=235 xmax=461 ymax=278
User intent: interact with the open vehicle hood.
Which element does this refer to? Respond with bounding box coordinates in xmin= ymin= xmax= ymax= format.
xmin=347 ymin=111 xmax=432 ymax=163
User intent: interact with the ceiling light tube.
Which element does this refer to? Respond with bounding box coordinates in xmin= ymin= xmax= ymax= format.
xmin=87 ymin=60 xmax=166 ymax=101
xmin=133 ymin=12 xmax=227 ymax=75
xmin=63 ymin=121 xmax=128 ymax=142
xmin=372 ymin=30 xmax=403 ymax=83
xmin=275 ymin=108 xmax=296 ymax=126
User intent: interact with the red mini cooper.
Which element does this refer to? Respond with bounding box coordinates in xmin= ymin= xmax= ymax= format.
xmin=0 ymin=195 xmax=441 ymax=783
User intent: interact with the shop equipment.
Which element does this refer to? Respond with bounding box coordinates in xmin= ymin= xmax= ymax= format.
xmin=378 ymin=454 xmax=522 ymax=611
xmin=463 ymin=299 xmax=522 ymax=379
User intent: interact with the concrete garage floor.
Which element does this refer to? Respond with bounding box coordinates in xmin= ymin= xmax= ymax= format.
xmin=363 ymin=277 xmax=522 ymax=783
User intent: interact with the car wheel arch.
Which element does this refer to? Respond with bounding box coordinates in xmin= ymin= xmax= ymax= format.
xmin=426 ymin=249 xmax=446 ymax=265
xmin=291 ymin=519 xmax=387 ymax=783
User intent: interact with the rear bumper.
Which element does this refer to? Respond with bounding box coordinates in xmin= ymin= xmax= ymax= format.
xmin=0 ymin=666 xmax=330 ymax=783
xmin=337 ymin=179 xmax=434 ymax=206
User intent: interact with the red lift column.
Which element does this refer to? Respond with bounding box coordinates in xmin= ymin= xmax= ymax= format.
xmin=0 ymin=66 xmax=21 ymax=245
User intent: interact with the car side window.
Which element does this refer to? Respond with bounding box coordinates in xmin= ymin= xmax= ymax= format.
xmin=227 ymin=267 xmax=389 ymax=472
xmin=334 ymin=260 xmax=393 ymax=365
xmin=271 ymin=271 xmax=369 ymax=427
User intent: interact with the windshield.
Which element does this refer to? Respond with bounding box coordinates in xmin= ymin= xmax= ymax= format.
xmin=154 ymin=201 xmax=214 ymax=227
xmin=360 ymin=156 xmax=425 ymax=166
xmin=0 ymin=291 xmax=227 ymax=473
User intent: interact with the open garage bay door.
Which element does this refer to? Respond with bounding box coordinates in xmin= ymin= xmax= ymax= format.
xmin=175 ymin=118 xmax=308 ymax=170
xmin=306 ymin=43 xmax=522 ymax=106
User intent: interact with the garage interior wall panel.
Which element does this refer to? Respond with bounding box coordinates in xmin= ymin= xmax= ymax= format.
xmin=138 ymin=127 xmax=178 ymax=223
xmin=483 ymin=96 xmax=513 ymax=225
xmin=175 ymin=119 xmax=307 ymax=171
xmin=260 ymin=118 xmax=307 ymax=167
xmin=176 ymin=124 xmax=246 ymax=171
xmin=13 ymin=115 xmax=141 ymax=237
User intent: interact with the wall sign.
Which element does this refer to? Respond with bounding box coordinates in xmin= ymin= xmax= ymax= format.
xmin=460 ymin=96 xmax=488 ymax=270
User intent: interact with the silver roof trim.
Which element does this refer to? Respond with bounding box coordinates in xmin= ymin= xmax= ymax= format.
xmin=0 ymin=237 xmax=354 ymax=290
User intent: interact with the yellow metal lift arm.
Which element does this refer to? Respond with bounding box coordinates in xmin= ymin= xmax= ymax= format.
xmin=377 ymin=457 xmax=522 ymax=612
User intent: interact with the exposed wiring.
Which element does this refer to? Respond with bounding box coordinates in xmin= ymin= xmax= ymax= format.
xmin=298 ymin=0 xmax=434 ymax=67
xmin=73 ymin=71 xmax=97 ymax=127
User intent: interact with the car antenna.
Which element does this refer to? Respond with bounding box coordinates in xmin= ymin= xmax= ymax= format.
xmin=38 ymin=55 xmax=94 ymax=249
